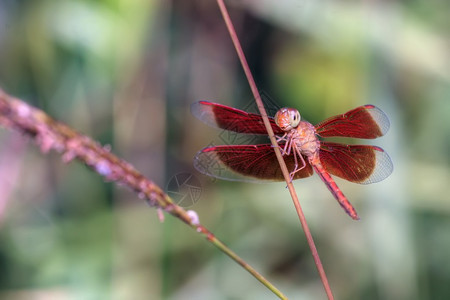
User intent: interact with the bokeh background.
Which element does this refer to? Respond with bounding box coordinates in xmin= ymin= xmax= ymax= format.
xmin=0 ymin=1 xmax=449 ymax=299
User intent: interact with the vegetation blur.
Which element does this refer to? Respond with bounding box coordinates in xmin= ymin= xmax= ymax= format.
xmin=0 ymin=1 xmax=449 ymax=299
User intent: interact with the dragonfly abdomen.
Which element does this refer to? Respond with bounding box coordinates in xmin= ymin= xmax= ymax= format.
xmin=310 ymin=158 xmax=360 ymax=220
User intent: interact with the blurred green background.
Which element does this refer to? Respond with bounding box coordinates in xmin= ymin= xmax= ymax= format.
xmin=0 ymin=1 xmax=449 ymax=299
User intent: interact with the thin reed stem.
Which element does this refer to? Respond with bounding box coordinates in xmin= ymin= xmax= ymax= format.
xmin=216 ymin=1 xmax=335 ymax=299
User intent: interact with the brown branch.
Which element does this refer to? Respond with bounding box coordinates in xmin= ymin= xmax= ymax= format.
xmin=0 ymin=88 xmax=187 ymax=222
xmin=0 ymin=88 xmax=287 ymax=299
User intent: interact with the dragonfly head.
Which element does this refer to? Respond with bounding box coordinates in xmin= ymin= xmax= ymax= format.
xmin=274 ymin=108 xmax=301 ymax=131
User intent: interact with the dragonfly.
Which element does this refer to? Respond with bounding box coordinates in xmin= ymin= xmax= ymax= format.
xmin=191 ymin=101 xmax=393 ymax=220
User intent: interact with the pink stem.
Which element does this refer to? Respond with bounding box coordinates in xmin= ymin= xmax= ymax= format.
xmin=216 ymin=1 xmax=335 ymax=299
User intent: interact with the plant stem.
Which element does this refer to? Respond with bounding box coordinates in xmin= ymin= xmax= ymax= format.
xmin=0 ymin=88 xmax=287 ymax=299
xmin=216 ymin=1 xmax=335 ymax=299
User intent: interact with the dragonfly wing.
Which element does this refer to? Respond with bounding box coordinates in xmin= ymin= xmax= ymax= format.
xmin=191 ymin=101 xmax=284 ymax=135
xmin=319 ymin=142 xmax=393 ymax=184
xmin=315 ymin=105 xmax=389 ymax=139
xmin=194 ymin=144 xmax=313 ymax=182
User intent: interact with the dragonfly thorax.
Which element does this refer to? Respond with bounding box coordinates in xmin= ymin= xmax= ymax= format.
xmin=293 ymin=121 xmax=320 ymax=157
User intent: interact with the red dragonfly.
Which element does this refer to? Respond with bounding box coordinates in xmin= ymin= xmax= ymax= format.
xmin=191 ymin=101 xmax=393 ymax=220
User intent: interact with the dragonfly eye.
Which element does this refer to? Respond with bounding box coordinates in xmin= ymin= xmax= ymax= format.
xmin=289 ymin=109 xmax=301 ymax=127
xmin=275 ymin=108 xmax=301 ymax=131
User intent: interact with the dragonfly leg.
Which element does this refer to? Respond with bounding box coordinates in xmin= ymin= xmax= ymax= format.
xmin=289 ymin=149 xmax=299 ymax=182
xmin=284 ymin=136 xmax=295 ymax=156
xmin=274 ymin=137 xmax=291 ymax=155
xmin=289 ymin=148 xmax=306 ymax=182
xmin=275 ymin=134 xmax=292 ymax=156
xmin=276 ymin=133 xmax=287 ymax=143
xmin=273 ymin=134 xmax=290 ymax=153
